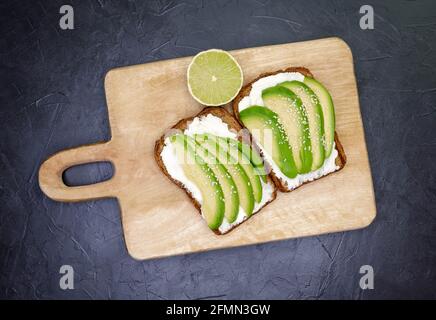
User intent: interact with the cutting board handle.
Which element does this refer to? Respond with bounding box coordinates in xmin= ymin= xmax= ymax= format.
xmin=38 ymin=142 xmax=117 ymax=202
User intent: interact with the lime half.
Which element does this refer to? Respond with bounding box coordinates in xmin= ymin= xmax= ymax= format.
xmin=187 ymin=49 xmax=243 ymax=106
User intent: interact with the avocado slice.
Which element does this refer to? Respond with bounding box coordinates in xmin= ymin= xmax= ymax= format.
xmin=210 ymin=136 xmax=263 ymax=204
xmin=304 ymin=77 xmax=335 ymax=157
xmin=184 ymin=136 xmax=239 ymax=223
xmin=194 ymin=135 xmax=255 ymax=216
xmin=170 ymin=134 xmax=224 ymax=229
xmin=262 ymin=86 xmax=313 ymax=174
xmin=229 ymin=138 xmax=267 ymax=183
xmin=200 ymin=136 xmax=267 ymax=183
xmin=279 ymin=81 xmax=325 ymax=170
xmin=239 ymin=106 xmax=298 ymax=179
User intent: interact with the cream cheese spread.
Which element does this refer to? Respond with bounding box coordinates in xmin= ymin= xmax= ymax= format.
xmin=161 ymin=114 xmax=275 ymax=233
xmin=238 ymin=72 xmax=305 ymax=111
xmin=237 ymin=72 xmax=339 ymax=190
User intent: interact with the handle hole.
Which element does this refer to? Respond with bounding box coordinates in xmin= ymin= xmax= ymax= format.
xmin=62 ymin=161 xmax=114 ymax=187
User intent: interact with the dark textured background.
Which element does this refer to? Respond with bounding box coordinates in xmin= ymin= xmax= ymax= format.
xmin=1 ymin=0 xmax=435 ymax=300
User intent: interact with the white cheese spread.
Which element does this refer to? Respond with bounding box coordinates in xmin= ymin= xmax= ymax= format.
xmin=161 ymin=114 xmax=275 ymax=233
xmin=237 ymin=72 xmax=339 ymax=190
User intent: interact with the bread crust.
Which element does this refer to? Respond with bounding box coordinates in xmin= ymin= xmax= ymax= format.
xmin=231 ymin=67 xmax=347 ymax=192
xmin=154 ymin=107 xmax=278 ymax=235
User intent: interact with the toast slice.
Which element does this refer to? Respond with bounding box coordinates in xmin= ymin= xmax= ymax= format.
xmin=232 ymin=67 xmax=347 ymax=192
xmin=155 ymin=107 xmax=278 ymax=235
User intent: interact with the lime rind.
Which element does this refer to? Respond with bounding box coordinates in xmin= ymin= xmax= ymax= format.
xmin=187 ymin=49 xmax=243 ymax=106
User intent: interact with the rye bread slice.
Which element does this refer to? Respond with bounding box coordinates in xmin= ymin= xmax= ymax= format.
xmin=232 ymin=67 xmax=347 ymax=192
xmin=154 ymin=107 xmax=278 ymax=235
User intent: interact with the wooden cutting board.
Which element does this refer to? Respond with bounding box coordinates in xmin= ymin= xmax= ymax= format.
xmin=39 ymin=37 xmax=376 ymax=260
